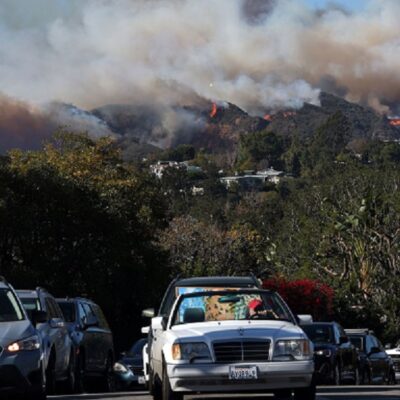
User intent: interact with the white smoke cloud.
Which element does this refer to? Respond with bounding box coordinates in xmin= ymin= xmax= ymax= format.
xmin=0 ymin=0 xmax=399 ymax=121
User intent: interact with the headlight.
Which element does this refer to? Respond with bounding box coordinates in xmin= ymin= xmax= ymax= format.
xmin=113 ymin=362 xmax=128 ymax=373
xmin=7 ymin=335 xmax=41 ymax=352
xmin=172 ymin=342 xmax=211 ymax=362
xmin=315 ymin=349 xmax=331 ymax=357
xmin=273 ymin=339 xmax=313 ymax=361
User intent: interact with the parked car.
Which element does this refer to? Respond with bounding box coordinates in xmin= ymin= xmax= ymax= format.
xmin=301 ymin=322 xmax=359 ymax=385
xmin=114 ymin=338 xmax=147 ymax=389
xmin=17 ymin=288 xmax=75 ymax=394
xmin=56 ymin=297 xmax=115 ymax=392
xmin=386 ymin=342 xmax=400 ymax=382
xmin=141 ymin=275 xmax=263 ymax=390
xmin=0 ymin=277 xmax=47 ymax=399
xmin=345 ymin=329 xmax=396 ymax=384
xmin=148 ymin=288 xmax=316 ymax=400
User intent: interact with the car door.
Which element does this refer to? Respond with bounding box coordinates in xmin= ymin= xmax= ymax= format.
xmin=45 ymin=296 xmax=69 ymax=375
xmin=366 ymin=334 xmax=381 ymax=381
xmin=81 ymin=301 xmax=103 ymax=373
xmin=91 ymin=304 xmax=113 ymax=369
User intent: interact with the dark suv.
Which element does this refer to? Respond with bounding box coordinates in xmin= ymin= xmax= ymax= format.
xmin=345 ymin=329 xmax=396 ymax=384
xmin=0 ymin=278 xmax=47 ymax=399
xmin=301 ymin=322 xmax=359 ymax=385
xmin=17 ymin=288 xmax=75 ymax=394
xmin=56 ymin=297 xmax=114 ymax=392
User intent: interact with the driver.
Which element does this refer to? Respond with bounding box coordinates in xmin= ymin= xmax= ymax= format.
xmin=248 ymin=298 xmax=278 ymax=319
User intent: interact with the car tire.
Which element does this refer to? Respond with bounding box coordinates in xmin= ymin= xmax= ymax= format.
xmin=28 ymin=364 xmax=47 ymax=400
xmin=387 ymin=369 xmax=396 ymax=385
xmin=150 ymin=367 xmax=162 ymax=400
xmin=361 ymin=368 xmax=371 ymax=385
xmin=102 ymin=354 xmax=116 ymax=392
xmin=273 ymin=389 xmax=292 ymax=399
xmin=162 ymin=362 xmax=183 ymax=400
xmin=46 ymin=352 xmax=56 ymax=395
xmin=353 ymin=367 xmax=360 ymax=385
xmin=293 ymin=382 xmax=316 ymax=400
xmin=62 ymin=349 xmax=76 ymax=394
xmin=333 ymin=364 xmax=341 ymax=385
xmin=74 ymin=352 xmax=85 ymax=393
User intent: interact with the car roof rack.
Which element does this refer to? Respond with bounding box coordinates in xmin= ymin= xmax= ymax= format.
xmin=345 ymin=328 xmax=374 ymax=335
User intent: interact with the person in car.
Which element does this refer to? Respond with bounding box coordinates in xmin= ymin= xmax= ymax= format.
xmin=247 ymin=298 xmax=279 ymax=319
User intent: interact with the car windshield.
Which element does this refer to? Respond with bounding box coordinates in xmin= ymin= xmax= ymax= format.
xmin=20 ymin=297 xmax=41 ymax=320
xmin=302 ymin=325 xmax=334 ymax=344
xmin=0 ymin=289 xmax=24 ymax=322
xmin=349 ymin=336 xmax=364 ymax=351
xmin=127 ymin=339 xmax=147 ymax=357
xmin=172 ymin=290 xmax=293 ymax=326
xmin=58 ymin=301 xmax=76 ymax=323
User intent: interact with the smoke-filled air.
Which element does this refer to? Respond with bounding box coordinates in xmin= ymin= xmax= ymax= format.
xmin=1 ymin=0 xmax=400 ymax=150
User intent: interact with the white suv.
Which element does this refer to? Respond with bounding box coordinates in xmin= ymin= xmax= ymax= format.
xmin=148 ymin=289 xmax=315 ymax=400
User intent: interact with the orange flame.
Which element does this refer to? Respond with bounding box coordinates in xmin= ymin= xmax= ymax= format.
xmin=389 ymin=118 xmax=400 ymax=127
xmin=210 ymin=102 xmax=217 ymax=118
xmin=263 ymin=114 xmax=272 ymax=121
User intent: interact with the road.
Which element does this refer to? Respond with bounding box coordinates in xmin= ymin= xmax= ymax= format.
xmin=50 ymin=385 xmax=400 ymax=400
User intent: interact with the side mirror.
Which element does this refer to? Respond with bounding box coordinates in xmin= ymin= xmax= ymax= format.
xmin=32 ymin=310 xmax=47 ymax=325
xmin=385 ymin=343 xmax=392 ymax=350
xmin=83 ymin=315 xmax=98 ymax=329
xmin=141 ymin=326 xmax=150 ymax=334
xmin=50 ymin=318 xmax=65 ymax=329
xmin=142 ymin=308 xmax=155 ymax=318
xmin=339 ymin=336 xmax=349 ymax=345
xmin=369 ymin=346 xmax=381 ymax=355
xmin=152 ymin=316 xmax=167 ymax=331
xmin=297 ymin=314 xmax=313 ymax=324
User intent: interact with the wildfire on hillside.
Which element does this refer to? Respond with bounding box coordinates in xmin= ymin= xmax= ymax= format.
xmin=388 ymin=117 xmax=400 ymax=127
xmin=210 ymin=102 xmax=218 ymax=118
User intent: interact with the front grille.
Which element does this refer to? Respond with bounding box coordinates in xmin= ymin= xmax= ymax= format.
xmin=129 ymin=366 xmax=143 ymax=375
xmin=213 ymin=340 xmax=270 ymax=363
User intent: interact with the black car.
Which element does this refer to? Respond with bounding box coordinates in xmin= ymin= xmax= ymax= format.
xmin=301 ymin=322 xmax=359 ymax=385
xmin=56 ymin=297 xmax=115 ymax=392
xmin=17 ymin=288 xmax=75 ymax=394
xmin=114 ymin=338 xmax=147 ymax=389
xmin=345 ymin=329 xmax=396 ymax=384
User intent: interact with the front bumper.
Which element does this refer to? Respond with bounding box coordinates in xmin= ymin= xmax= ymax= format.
xmin=313 ymin=356 xmax=333 ymax=383
xmin=0 ymin=350 xmax=42 ymax=394
xmin=167 ymin=361 xmax=314 ymax=393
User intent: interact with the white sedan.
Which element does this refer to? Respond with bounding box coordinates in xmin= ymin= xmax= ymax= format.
xmin=148 ymin=289 xmax=315 ymax=400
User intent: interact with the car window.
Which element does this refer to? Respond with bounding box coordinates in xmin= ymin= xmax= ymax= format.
xmin=302 ymin=325 xmax=334 ymax=344
xmin=45 ymin=297 xmax=60 ymax=319
xmin=77 ymin=302 xmax=87 ymax=323
xmin=128 ymin=339 xmax=147 ymax=357
xmin=173 ymin=291 xmax=293 ymax=325
xmin=366 ymin=335 xmax=374 ymax=353
xmin=349 ymin=336 xmax=364 ymax=351
xmin=82 ymin=302 xmax=96 ymax=320
xmin=91 ymin=304 xmax=110 ymax=330
xmin=58 ymin=301 xmax=76 ymax=323
xmin=0 ymin=289 xmax=24 ymax=322
xmin=20 ymin=297 xmax=41 ymax=320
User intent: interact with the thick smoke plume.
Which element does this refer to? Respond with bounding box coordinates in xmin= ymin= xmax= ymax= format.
xmin=1 ymin=0 xmax=400 ymax=149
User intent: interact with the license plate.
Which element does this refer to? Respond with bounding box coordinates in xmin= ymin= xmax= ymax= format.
xmin=229 ymin=366 xmax=258 ymax=380
xmin=138 ymin=376 xmax=146 ymax=385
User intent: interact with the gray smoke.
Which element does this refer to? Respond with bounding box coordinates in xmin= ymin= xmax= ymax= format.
xmin=1 ymin=0 xmax=400 ymax=150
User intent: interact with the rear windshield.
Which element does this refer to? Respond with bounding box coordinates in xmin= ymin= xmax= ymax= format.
xmin=20 ymin=297 xmax=41 ymax=320
xmin=302 ymin=325 xmax=334 ymax=344
xmin=57 ymin=302 xmax=76 ymax=323
xmin=0 ymin=289 xmax=24 ymax=322
xmin=349 ymin=336 xmax=364 ymax=351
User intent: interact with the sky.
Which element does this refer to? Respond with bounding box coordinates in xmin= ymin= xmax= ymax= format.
xmin=306 ymin=0 xmax=366 ymax=12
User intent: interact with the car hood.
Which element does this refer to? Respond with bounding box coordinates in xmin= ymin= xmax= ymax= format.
xmin=313 ymin=343 xmax=335 ymax=351
xmin=169 ymin=320 xmax=306 ymax=342
xmin=0 ymin=320 xmax=36 ymax=346
xmin=120 ymin=356 xmax=142 ymax=367
xmin=386 ymin=347 xmax=400 ymax=356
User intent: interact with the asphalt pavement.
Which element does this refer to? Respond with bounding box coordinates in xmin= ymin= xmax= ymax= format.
xmin=49 ymin=385 xmax=400 ymax=400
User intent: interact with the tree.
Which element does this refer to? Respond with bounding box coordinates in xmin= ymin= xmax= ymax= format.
xmin=0 ymin=131 xmax=169 ymax=350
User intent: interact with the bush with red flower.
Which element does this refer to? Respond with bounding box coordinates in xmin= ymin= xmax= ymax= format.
xmin=263 ymin=277 xmax=334 ymax=321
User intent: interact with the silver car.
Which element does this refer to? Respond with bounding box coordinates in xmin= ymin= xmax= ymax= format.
xmin=0 ymin=278 xmax=47 ymax=399
xmin=148 ymin=289 xmax=315 ymax=400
